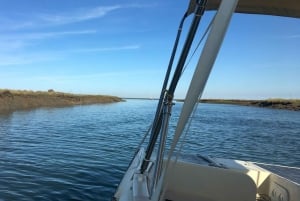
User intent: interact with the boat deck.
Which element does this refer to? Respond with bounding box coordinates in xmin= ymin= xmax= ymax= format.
xmin=178 ymin=154 xmax=300 ymax=185
xmin=255 ymin=163 xmax=300 ymax=185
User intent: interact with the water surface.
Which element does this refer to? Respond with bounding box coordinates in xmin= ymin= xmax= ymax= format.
xmin=0 ymin=100 xmax=299 ymax=200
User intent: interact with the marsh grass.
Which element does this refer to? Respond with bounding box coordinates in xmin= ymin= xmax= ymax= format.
xmin=0 ymin=89 xmax=122 ymax=113
xmin=176 ymin=98 xmax=300 ymax=111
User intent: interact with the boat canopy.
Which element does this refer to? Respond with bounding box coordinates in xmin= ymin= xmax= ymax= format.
xmin=187 ymin=0 xmax=300 ymax=19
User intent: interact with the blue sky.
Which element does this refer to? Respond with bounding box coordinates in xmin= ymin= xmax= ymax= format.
xmin=0 ymin=0 xmax=299 ymax=99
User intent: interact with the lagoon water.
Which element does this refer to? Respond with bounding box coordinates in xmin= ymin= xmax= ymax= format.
xmin=0 ymin=100 xmax=299 ymax=200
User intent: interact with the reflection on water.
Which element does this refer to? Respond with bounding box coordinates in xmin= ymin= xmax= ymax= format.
xmin=0 ymin=100 xmax=299 ymax=200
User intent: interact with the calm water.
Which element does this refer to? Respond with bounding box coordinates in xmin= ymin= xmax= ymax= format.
xmin=0 ymin=100 xmax=299 ymax=200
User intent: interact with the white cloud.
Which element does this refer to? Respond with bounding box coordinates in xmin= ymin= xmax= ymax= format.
xmin=0 ymin=4 xmax=143 ymax=66
xmin=27 ymin=30 xmax=97 ymax=39
xmin=286 ymin=34 xmax=300 ymax=39
xmin=2 ymin=5 xmax=122 ymax=30
xmin=34 ymin=69 xmax=161 ymax=82
xmin=0 ymin=41 xmax=27 ymax=51
xmin=0 ymin=53 xmax=62 ymax=66
xmin=0 ymin=30 xmax=97 ymax=52
xmin=40 ymin=5 xmax=121 ymax=25
xmin=70 ymin=45 xmax=140 ymax=53
xmin=0 ymin=30 xmax=97 ymax=42
xmin=2 ymin=30 xmax=97 ymax=40
xmin=0 ymin=44 xmax=139 ymax=66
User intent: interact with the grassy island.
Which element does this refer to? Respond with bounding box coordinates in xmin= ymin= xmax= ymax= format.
xmin=0 ymin=89 xmax=123 ymax=113
xmin=177 ymin=99 xmax=300 ymax=111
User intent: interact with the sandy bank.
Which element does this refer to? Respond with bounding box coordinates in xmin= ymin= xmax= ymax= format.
xmin=0 ymin=89 xmax=123 ymax=113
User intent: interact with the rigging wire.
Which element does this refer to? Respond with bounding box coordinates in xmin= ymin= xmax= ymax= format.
xmin=169 ymin=11 xmax=217 ymax=169
xmin=123 ymin=123 xmax=152 ymax=173
xmin=170 ymin=12 xmax=216 ymax=161
xmin=144 ymin=9 xmax=215 ymax=174
xmin=158 ymin=93 xmax=203 ymax=201
xmin=181 ymin=13 xmax=216 ymax=76
xmin=137 ymin=123 xmax=153 ymax=150
xmin=140 ymin=11 xmax=189 ymax=174
xmin=158 ymin=11 xmax=218 ymax=200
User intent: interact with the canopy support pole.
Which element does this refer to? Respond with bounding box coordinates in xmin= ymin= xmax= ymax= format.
xmin=167 ymin=0 xmax=239 ymax=162
xmin=155 ymin=0 xmax=239 ymax=200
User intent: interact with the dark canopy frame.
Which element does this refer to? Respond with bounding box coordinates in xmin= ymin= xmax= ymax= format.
xmin=187 ymin=0 xmax=300 ymax=19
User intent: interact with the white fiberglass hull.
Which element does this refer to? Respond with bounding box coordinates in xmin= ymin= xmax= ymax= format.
xmin=113 ymin=150 xmax=300 ymax=201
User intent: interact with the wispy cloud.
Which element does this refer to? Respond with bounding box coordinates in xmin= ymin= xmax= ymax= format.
xmin=285 ymin=34 xmax=300 ymax=39
xmin=0 ymin=53 xmax=61 ymax=66
xmin=0 ymin=44 xmax=139 ymax=66
xmin=36 ymin=72 xmax=124 ymax=82
xmin=0 ymin=30 xmax=97 ymax=52
xmin=40 ymin=5 xmax=121 ymax=25
xmin=0 ymin=41 xmax=26 ymax=51
xmin=2 ymin=30 xmax=97 ymax=40
xmin=35 ymin=69 xmax=161 ymax=82
xmin=3 ymin=5 xmax=122 ymax=30
xmin=71 ymin=45 xmax=140 ymax=53
xmin=0 ymin=4 xmax=143 ymax=66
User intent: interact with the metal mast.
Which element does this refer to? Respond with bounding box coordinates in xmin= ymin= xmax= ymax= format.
xmin=141 ymin=0 xmax=207 ymax=174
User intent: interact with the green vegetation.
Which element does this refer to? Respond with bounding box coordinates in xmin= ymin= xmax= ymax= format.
xmin=0 ymin=89 xmax=123 ymax=113
xmin=176 ymin=98 xmax=300 ymax=111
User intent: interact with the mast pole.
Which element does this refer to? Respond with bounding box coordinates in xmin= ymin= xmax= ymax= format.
xmin=167 ymin=0 xmax=207 ymax=97
xmin=141 ymin=0 xmax=207 ymax=174
xmin=140 ymin=12 xmax=188 ymax=174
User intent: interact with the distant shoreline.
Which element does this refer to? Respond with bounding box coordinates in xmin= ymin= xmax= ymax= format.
xmin=2 ymin=89 xmax=298 ymax=114
xmin=177 ymin=99 xmax=300 ymax=111
xmin=0 ymin=89 xmax=123 ymax=114
xmin=124 ymin=97 xmax=300 ymax=111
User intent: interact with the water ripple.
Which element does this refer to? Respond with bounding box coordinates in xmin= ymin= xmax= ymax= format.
xmin=0 ymin=100 xmax=299 ymax=200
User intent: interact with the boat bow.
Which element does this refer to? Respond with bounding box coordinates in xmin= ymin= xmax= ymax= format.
xmin=113 ymin=0 xmax=300 ymax=201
